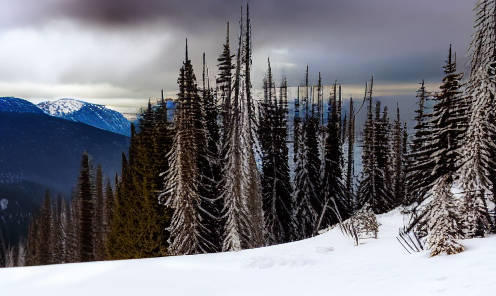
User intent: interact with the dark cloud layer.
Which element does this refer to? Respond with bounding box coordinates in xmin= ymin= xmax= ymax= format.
xmin=0 ymin=0 xmax=477 ymax=102
xmin=57 ymin=0 xmax=475 ymax=82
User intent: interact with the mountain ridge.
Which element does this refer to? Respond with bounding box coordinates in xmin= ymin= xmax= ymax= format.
xmin=37 ymin=98 xmax=131 ymax=137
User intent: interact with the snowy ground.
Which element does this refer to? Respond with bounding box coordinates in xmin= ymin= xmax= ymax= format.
xmin=1 ymin=209 xmax=495 ymax=296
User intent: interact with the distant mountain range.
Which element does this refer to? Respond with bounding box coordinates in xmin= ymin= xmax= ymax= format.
xmin=37 ymin=98 xmax=131 ymax=137
xmin=0 ymin=97 xmax=45 ymax=114
xmin=0 ymin=97 xmax=131 ymax=247
xmin=1 ymin=97 xmax=131 ymax=136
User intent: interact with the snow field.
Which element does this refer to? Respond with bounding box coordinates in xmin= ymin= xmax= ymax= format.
xmin=1 ymin=208 xmax=494 ymax=296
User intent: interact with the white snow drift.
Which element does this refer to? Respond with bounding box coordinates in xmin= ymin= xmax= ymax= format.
xmin=0 ymin=208 xmax=494 ymax=296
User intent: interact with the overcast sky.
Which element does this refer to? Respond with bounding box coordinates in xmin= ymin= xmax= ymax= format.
xmin=0 ymin=0 xmax=477 ymax=113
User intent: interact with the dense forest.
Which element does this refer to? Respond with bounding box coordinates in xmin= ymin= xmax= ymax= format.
xmin=2 ymin=0 xmax=496 ymax=267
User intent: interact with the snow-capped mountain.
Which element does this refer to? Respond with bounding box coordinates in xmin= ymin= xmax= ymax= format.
xmin=37 ymin=98 xmax=131 ymax=137
xmin=0 ymin=97 xmax=45 ymax=114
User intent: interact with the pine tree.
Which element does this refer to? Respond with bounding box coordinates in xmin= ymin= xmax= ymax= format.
xmin=217 ymin=22 xmax=235 ymax=144
xmin=93 ymin=164 xmax=105 ymax=261
xmin=357 ymin=80 xmax=394 ymax=214
xmin=408 ymin=47 xmax=469 ymax=236
xmin=422 ymin=176 xmax=465 ymax=257
xmin=103 ymin=178 xmax=114 ymax=254
xmin=78 ymin=151 xmax=94 ymax=262
xmin=392 ymin=104 xmax=406 ymax=205
xmin=197 ymin=53 xmax=223 ymax=253
xmin=25 ymin=217 xmax=40 ymax=266
xmin=458 ymin=0 xmax=496 ymax=237
xmin=66 ymin=188 xmax=81 ymax=263
xmin=292 ymin=114 xmax=321 ymax=240
xmin=51 ymin=195 xmax=68 ymax=264
xmin=160 ymin=40 xmax=205 ymax=255
xmin=39 ymin=189 xmax=52 ymax=265
xmin=318 ymin=84 xmax=350 ymax=231
xmin=346 ymin=97 xmax=356 ymax=208
xmin=294 ymin=86 xmax=301 ymax=164
xmin=376 ymin=103 xmax=394 ymax=205
xmin=260 ymin=61 xmax=292 ymax=245
xmin=406 ymin=80 xmax=434 ymax=204
xmin=241 ymin=3 xmax=264 ymax=248
xmin=421 ymin=46 xmax=463 ymax=185
xmin=108 ymin=118 xmax=168 ymax=259
xmin=221 ymin=5 xmax=264 ymax=251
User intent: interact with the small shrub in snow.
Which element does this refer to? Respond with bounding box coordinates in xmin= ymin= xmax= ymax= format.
xmin=340 ymin=206 xmax=380 ymax=245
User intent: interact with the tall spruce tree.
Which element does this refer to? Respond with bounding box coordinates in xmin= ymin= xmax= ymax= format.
xmin=78 ymin=151 xmax=94 ymax=262
xmin=292 ymin=113 xmax=321 ymax=239
xmin=346 ymin=97 xmax=356 ymax=208
xmin=39 ymin=189 xmax=52 ymax=265
xmin=199 ymin=53 xmax=223 ymax=252
xmin=93 ymin=164 xmax=105 ymax=261
xmin=357 ymin=80 xmax=394 ymax=214
xmin=66 ymin=187 xmax=81 ymax=263
xmin=242 ymin=3 xmax=264 ymax=248
xmin=221 ymin=5 xmax=264 ymax=251
xmin=260 ymin=60 xmax=292 ymax=245
xmin=408 ymin=47 xmax=467 ymax=242
xmin=392 ymin=104 xmax=406 ymax=205
xmin=417 ymin=46 xmax=463 ymax=187
xmin=406 ymin=80 xmax=434 ymax=204
xmin=458 ymin=0 xmax=496 ymax=237
xmin=161 ymin=40 xmax=205 ymax=255
xmin=318 ymin=84 xmax=350 ymax=231
xmin=51 ymin=195 xmax=68 ymax=264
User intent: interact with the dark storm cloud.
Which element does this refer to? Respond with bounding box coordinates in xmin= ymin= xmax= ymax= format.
xmin=0 ymin=0 xmax=477 ymax=102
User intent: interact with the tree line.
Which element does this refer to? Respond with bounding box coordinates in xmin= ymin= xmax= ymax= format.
xmin=3 ymin=0 xmax=496 ymax=266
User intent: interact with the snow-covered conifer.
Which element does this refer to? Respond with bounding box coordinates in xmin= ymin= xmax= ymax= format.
xmin=221 ymin=5 xmax=264 ymax=251
xmin=260 ymin=61 xmax=292 ymax=245
xmin=160 ymin=41 xmax=204 ymax=255
xmin=458 ymin=0 xmax=496 ymax=237
xmin=318 ymin=83 xmax=350 ymax=230
xmin=292 ymin=116 xmax=321 ymax=240
xmin=357 ymin=80 xmax=394 ymax=214
xmin=423 ymin=176 xmax=465 ymax=257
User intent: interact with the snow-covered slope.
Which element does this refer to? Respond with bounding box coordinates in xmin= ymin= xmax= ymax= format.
xmin=37 ymin=99 xmax=131 ymax=137
xmin=1 ymin=209 xmax=494 ymax=296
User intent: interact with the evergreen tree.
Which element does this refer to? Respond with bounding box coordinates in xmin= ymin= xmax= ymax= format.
xmin=93 ymin=164 xmax=105 ymax=261
xmin=392 ymin=105 xmax=406 ymax=205
xmin=345 ymin=97 xmax=356 ymax=208
xmin=318 ymin=85 xmax=350 ymax=230
xmin=357 ymin=80 xmax=394 ymax=214
xmin=414 ymin=46 xmax=463 ymax=190
xmin=108 ymin=120 xmax=168 ymax=259
xmin=51 ymin=195 xmax=68 ymax=264
xmin=406 ymin=80 xmax=434 ymax=204
xmin=25 ymin=217 xmax=40 ymax=266
xmin=241 ymin=3 xmax=264 ymax=248
xmin=408 ymin=47 xmax=468 ymax=237
xmin=458 ymin=0 xmax=496 ymax=237
xmin=217 ymin=22 xmax=235 ymax=128
xmin=66 ymin=188 xmax=81 ymax=263
xmin=421 ymin=176 xmax=465 ymax=257
xmin=260 ymin=61 xmax=292 ymax=245
xmin=197 ymin=53 xmax=223 ymax=253
xmin=103 ymin=178 xmax=114 ymax=253
xmin=78 ymin=151 xmax=94 ymax=262
xmin=161 ymin=40 xmax=205 ymax=255
xmin=221 ymin=5 xmax=264 ymax=251
xmin=41 ymin=190 xmax=53 ymax=265
xmin=292 ymin=115 xmax=321 ymax=240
